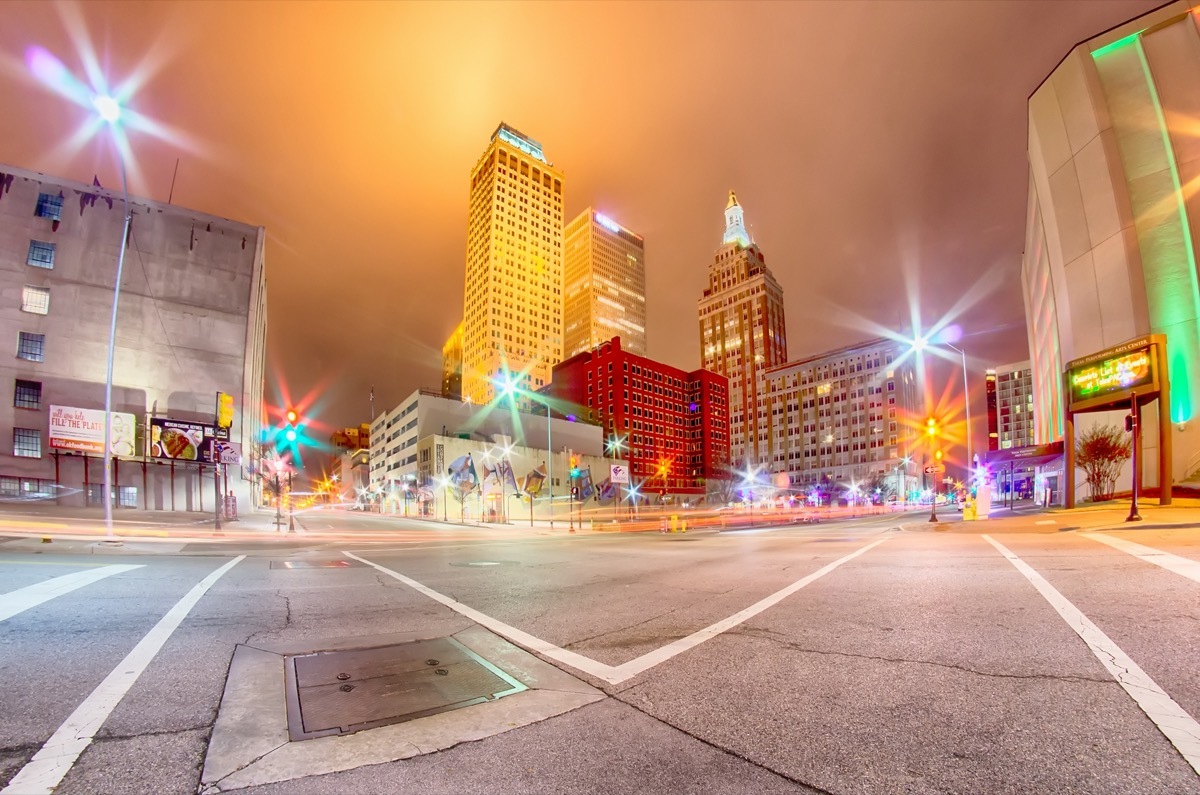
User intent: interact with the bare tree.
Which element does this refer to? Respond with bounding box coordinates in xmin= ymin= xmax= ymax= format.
xmin=1075 ymin=423 xmax=1131 ymax=502
xmin=706 ymin=474 xmax=739 ymax=506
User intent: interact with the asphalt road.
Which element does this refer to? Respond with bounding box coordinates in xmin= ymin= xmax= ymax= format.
xmin=1 ymin=510 xmax=1198 ymax=794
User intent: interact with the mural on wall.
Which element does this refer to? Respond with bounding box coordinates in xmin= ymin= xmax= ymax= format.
xmin=447 ymin=453 xmax=479 ymax=495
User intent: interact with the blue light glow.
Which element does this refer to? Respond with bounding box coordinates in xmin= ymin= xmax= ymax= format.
xmin=496 ymin=127 xmax=547 ymax=164
xmin=595 ymin=213 xmax=622 ymax=234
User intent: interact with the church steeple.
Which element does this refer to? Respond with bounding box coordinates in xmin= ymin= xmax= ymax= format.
xmin=722 ymin=190 xmax=750 ymax=247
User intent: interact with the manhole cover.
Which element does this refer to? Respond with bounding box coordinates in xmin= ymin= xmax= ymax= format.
xmin=283 ymin=637 xmax=525 ymax=740
xmin=270 ymin=560 xmax=362 ymax=569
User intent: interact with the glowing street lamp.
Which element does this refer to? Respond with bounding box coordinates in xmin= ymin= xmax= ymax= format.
xmin=436 ymin=475 xmax=450 ymax=522
xmin=496 ymin=373 xmax=555 ymax=528
xmin=741 ymin=464 xmax=758 ymax=523
xmin=92 ymin=92 xmax=133 ymax=538
xmin=909 ymin=331 xmax=972 ymax=485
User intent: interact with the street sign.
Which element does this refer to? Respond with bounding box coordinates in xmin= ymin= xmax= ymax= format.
xmin=924 ymin=464 xmax=945 ymax=474
xmin=610 ymin=464 xmax=629 ymax=484
xmin=218 ymin=442 xmax=242 ymax=466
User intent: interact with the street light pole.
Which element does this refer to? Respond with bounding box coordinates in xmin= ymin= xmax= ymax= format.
xmin=946 ymin=343 xmax=972 ymax=481
xmin=546 ymin=403 xmax=553 ymax=528
xmin=97 ymin=97 xmax=130 ymax=539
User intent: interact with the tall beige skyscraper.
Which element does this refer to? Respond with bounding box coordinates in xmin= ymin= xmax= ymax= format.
xmin=697 ymin=191 xmax=788 ymax=468
xmin=563 ymin=208 xmax=646 ymax=358
xmin=460 ymin=123 xmax=565 ymax=405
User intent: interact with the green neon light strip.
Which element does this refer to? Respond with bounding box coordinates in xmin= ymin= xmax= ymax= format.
xmin=1135 ymin=37 xmax=1199 ymax=422
xmin=1091 ymin=30 xmax=1143 ymax=59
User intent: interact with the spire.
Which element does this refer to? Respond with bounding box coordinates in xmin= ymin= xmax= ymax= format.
xmin=722 ymin=189 xmax=750 ymax=247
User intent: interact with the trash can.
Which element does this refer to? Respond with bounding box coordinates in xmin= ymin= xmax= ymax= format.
xmin=963 ymin=499 xmax=977 ymax=521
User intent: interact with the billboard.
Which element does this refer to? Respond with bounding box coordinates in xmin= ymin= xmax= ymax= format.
xmin=150 ymin=418 xmax=228 ymax=463
xmin=1066 ymin=336 xmax=1159 ymax=411
xmin=49 ymin=405 xmax=137 ymax=456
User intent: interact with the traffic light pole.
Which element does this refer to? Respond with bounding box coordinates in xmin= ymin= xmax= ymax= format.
xmin=1127 ymin=392 xmax=1142 ymax=523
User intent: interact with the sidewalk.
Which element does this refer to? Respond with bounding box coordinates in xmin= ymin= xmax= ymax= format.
xmin=901 ymin=498 xmax=1200 ymax=534
xmin=0 ymin=499 xmax=284 ymax=537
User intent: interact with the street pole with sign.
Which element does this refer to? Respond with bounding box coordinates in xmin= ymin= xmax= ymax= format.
xmin=1127 ymin=392 xmax=1142 ymax=522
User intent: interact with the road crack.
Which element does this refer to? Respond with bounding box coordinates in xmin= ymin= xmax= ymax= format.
xmin=733 ymin=627 xmax=1112 ymax=684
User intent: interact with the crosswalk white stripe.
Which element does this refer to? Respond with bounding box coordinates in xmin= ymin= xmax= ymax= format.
xmin=1 ymin=556 xmax=245 ymax=795
xmin=984 ymin=535 xmax=1200 ymax=777
xmin=0 ymin=565 xmax=144 ymax=623
xmin=1081 ymin=533 xmax=1200 ymax=584
xmin=348 ymin=536 xmax=888 ymax=685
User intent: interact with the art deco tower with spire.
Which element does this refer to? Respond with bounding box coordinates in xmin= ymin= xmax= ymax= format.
xmin=697 ymin=191 xmax=787 ymax=469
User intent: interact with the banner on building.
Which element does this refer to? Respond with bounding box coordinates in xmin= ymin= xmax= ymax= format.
xmin=610 ymin=464 xmax=629 ymax=484
xmin=522 ymin=464 xmax=547 ymax=496
xmin=150 ymin=418 xmax=229 ymax=463
xmin=49 ymin=405 xmax=137 ymax=456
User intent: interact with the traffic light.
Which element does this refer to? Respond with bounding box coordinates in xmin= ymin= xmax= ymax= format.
xmin=571 ymin=486 xmax=579 ymax=499
xmin=284 ymin=408 xmax=298 ymax=442
xmin=1125 ymin=414 xmax=1135 ymax=433
xmin=926 ymin=417 xmax=937 ymax=437
xmin=569 ymin=453 xmax=579 ymax=478
xmin=935 ymin=449 xmax=943 ymax=461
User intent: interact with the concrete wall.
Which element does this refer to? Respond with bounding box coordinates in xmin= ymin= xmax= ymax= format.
xmin=403 ymin=434 xmax=620 ymax=522
xmin=369 ymin=388 xmax=604 ymax=492
xmin=0 ymin=163 xmax=266 ymax=512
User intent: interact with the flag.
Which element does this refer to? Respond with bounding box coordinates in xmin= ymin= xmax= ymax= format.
xmin=580 ymin=467 xmax=595 ymax=501
xmin=597 ymin=478 xmax=616 ymax=500
xmin=482 ymin=459 xmax=519 ymax=496
xmin=522 ymin=464 xmax=546 ymax=496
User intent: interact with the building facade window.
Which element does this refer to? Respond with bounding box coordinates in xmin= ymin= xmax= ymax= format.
xmin=17 ymin=332 xmax=46 ymax=362
xmin=36 ymin=193 xmax=63 ymax=221
xmin=14 ymin=379 xmax=41 ymax=410
xmin=21 ymin=286 xmax=50 ymax=315
xmin=13 ymin=428 xmax=42 ymax=458
xmin=27 ymin=241 xmax=56 ymax=269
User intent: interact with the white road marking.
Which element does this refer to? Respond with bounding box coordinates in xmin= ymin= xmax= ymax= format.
xmin=347 ymin=537 xmax=888 ymax=684
xmin=1 ymin=556 xmax=244 ymax=795
xmin=984 ymin=535 xmax=1200 ymax=777
xmin=1081 ymin=533 xmax=1200 ymax=584
xmin=0 ymin=565 xmax=143 ymax=623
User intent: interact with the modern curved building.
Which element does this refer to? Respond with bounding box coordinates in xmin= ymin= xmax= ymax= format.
xmin=1023 ymin=0 xmax=1200 ymax=495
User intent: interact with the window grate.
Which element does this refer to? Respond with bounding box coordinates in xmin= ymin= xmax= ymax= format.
xmin=17 ymin=332 xmax=45 ymax=362
xmin=36 ymin=192 xmax=63 ymax=221
xmin=21 ymin=286 xmax=50 ymax=315
xmin=14 ymin=379 xmax=41 ymax=410
xmin=14 ymin=428 xmax=41 ymax=458
xmin=27 ymin=240 xmax=56 ymax=269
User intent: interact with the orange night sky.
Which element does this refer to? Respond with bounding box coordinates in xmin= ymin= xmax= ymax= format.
xmin=0 ymin=0 xmax=1158 ymax=439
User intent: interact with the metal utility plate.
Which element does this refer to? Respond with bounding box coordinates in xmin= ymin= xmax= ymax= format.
xmin=283 ymin=637 xmax=525 ymax=740
xmin=270 ymin=560 xmax=361 ymax=569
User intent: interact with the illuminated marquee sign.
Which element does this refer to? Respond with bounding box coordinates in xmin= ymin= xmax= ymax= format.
xmin=595 ymin=213 xmax=623 ymax=234
xmin=495 ymin=127 xmax=547 ymax=164
xmin=1065 ymin=337 xmax=1159 ymax=411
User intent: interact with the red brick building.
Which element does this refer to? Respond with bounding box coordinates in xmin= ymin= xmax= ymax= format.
xmin=548 ymin=337 xmax=729 ymax=499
